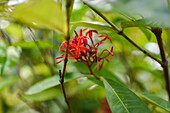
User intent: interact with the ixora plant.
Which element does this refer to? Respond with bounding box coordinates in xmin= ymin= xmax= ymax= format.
xmin=56 ymin=29 xmax=114 ymax=80
xmin=1 ymin=0 xmax=170 ymax=113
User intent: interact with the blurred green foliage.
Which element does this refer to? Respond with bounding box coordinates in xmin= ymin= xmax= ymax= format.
xmin=0 ymin=0 xmax=170 ymax=113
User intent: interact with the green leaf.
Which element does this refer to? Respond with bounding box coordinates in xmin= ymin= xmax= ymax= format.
xmin=25 ymin=75 xmax=59 ymax=95
xmin=103 ymin=78 xmax=150 ymax=113
xmin=25 ymin=74 xmax=86 ymax=95
xmin=121 ymin=21 xmax=152 ymax=40
xmin=0 ymin=44 xmax=7 ymax=76
xmin=12 ymin=41 xmax=53 ymax=49
xmin=84 ymin=0 xmax=170 ymax=28
xmin=0 ymin=76 xmax=19 ymax=92
xmin=121 ymin=21 xmax=145 ymax=28
xmin=139 ymin=27 xmax=152 ymax=40
xmin=12 ymin=0 xmax=66 ymax=33
xmin=23 ymin=88 xmax=60 ymax=101
xmin=3 ymin=23 xmax=23 ymax=40
xmin=137 ymin=91 xmax=170 ymax=112
xmin=71 ymin=5 xmax=89 ymax=22
xmin=71 ymin=21 xmax=116 ymax=32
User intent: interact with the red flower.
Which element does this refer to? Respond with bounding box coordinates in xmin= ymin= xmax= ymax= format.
xmin=56 ymin=29 xmax=114 ymax=79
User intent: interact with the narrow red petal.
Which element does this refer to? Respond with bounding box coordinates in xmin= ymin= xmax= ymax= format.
xmin=56 ymin=59 xmax=64 ymax=64
xmin=106 ymin=49 xmax=114 ymax=56
xmin=83 ymin=38 xmax=88 ymax=45
xmin=77 ymin=48 xmax=80 ymax=57
xmin=99 ymin=35 xmax=105 ymax=37
xmin=105 ymin=58 xmax=110 ymax=62
xmin=74 ymin=30 xmax=78 ymax=37
xmin=107 ymin=37 xmax=112 ymax=43
xmin=56 ymin=54 xmax=65 ymax=59
xmin=83 ymin=28 xmax=88 ymax=32
xmin=89 ymin=31 xmax=92 ymax=37
xmin=80 ymin=29 xmax=82 ymax=36
xmin=96 ymin=55 xmax=99 ymax=71
xmin=99 ymin=60 xmax=104 ymax=71
xmin=59 ymin=45 xmax=62 ymax=51
xmin=105 ymin=33 xmax=108 ymax=37
xmin=80 ymin=46 xmax=88 ymax=50
xmin=78 ymin=38 xmax=81 ymax=47
xmin=70 ymin=43 xmax=78 ymax=48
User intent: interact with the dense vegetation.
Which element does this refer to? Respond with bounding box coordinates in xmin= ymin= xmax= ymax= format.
xmin=0 ymin=0 xmax=170 ymax=113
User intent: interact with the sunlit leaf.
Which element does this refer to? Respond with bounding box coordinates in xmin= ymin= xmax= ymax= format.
xmin=103 ymin=78 xmax=150 ymax=113
xmin=12 ymin=0 xmax=66 ymax=33
xmin=23 ymin=88 xmax=60 ymax=101
xmin=71 ymin=21 xmax=116 ymax=32
xmin=137 ymin=91 xmax=170 ymax=112
xmin=121 ymin=21 xmax=145 ymax=28
xmin=25 ymin=74 xmax=87 ymax=95
xmin=83 ymin=0 xmax=170 ymax=28
xmin=121 ymin=21 xmax=152 ymax=40
xmin=139 ymin=27 xmax=152 ymax=40
xmin=3 ymin=23 xmax=23 ymax=40
xmin=12 ymin=41 xmax=53 ymax=49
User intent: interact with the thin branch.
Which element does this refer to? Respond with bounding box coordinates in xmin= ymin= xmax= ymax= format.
xmin=59 ymin=0 xmax=72 ymax=113
xmin=151 ymin=28 xmax=170 ymax=101
xmin=59 ymin=70 xmax=72 ymax=113
xmin=83 ymin=2 xmax=163 ymax=65
xmin=120 ymin=13 xmax=135 ymax=21
xmin=83 ymin=1 xmax=120 ymax=32
xmin=119 ymin=32 xmax=163 ymax=65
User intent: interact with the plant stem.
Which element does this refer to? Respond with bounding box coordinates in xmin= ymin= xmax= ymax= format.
xmin=119 ymin=32 xmax=163 ymax=65
xmin=59 ymin=0 xmax=72 ymax=112
xmin=59 ymin=70 xmax=72 ymax=113
xmin=83 ymin=1 xmax=120 ymax=32
xmin=151 ymin=28 xmax=170 ymax=101
xmin=86 ymin=62 xmax=101 ymax=80
xmin=83 ymin=2 xmax=163 ymax=65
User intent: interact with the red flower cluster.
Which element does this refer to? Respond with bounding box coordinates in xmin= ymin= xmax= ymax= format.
xmin=56 ymin=29 xmax=113 ymax=79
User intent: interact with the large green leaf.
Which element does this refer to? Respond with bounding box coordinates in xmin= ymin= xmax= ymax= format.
xmin=71 ymin=21 xmax=116 ymax=32
xmin=12 ymin=41 xmax=53 ymax=49
xmin=121 ymin=21 xmax=152 ymax=40
xmin=83 ymin=0 xmax=170 ymax=28
xmin=103 ymin=78 xmax=150 ymax=113
xmin=12 ymin=0 xmax=66 ymax=33
xmin=137 ymin=91 xmax=170 ymax=112
xmin=23 ymin=88 xmax=60 ymax=101
xmin=25 ymin=74 xmax=86 ymax=95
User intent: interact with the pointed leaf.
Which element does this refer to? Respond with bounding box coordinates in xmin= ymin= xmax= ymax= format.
xmin=25 ymin=74 xmax=86 ymax=95
xmin=12 ymin=0 xmax=66 ymax=33
xmin=103 ymin=78 xmax=150 ymax=113
xmin=71 ymin=21 xmax=116 ymax=32
xmin=84 ymin=0 xmax=170 ymax=28
xmin=137 ymin=91 xmax=170 ymax=112
xmin=23 ymin=88 xmax=60 ymax=101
